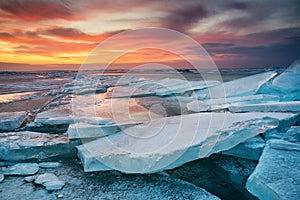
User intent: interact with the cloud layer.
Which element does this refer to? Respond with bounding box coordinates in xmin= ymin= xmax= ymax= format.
xmin=0 ymin=0 xmax=299 ymax=69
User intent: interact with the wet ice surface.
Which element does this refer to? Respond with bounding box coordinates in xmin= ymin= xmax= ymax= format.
xmin=0 ymin=63 xmax=300 ymax=199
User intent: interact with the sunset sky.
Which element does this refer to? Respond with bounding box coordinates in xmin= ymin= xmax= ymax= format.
xmin=0 ymin=0 xmax=299 ymax=71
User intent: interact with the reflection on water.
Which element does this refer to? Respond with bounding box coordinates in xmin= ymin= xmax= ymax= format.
xmin=0 ymin=91 xmax=37 ymax=103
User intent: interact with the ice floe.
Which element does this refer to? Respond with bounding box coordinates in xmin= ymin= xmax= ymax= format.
xmin=77 ymin=112 xmax=296 ymax=173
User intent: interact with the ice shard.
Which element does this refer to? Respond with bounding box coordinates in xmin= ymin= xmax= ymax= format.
xmin=187 ymin=94 xmax=279 ymax=112
xmin=154 ymin=79 xmax=219 ymax=96
xmin=271 ymin=59 xmax=300 ymax=100
xmin=194 ymin=71 xmax=277 ymax=99
xmin=110 ymin=79 xmax=219 ymax=98
xmin=76 ymin=112 xmax=296 ymax=173
xmin=228 ymin=101 xmax=300 ymax=113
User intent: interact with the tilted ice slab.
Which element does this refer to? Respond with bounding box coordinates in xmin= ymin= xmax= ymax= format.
xmin=194 ymin=71 xmax=277 ymax=99
xmin=228 ymin=101 xmax=300 ymax=113
xmin=187 ymin=94 xmax=279 ymax=112
xmin=110 ymin=80 xmax=158 ymax=98
xmin=0 ymin=131 xmax=79 ymax=161
xmin=110 ymin=79 xmax=219 ymax=98
xmin=272 ymin=60 xmax=300 ymax=95
xmin=77 ymin=112 xmax=296 ymax=173
xmin=68 ymin=122 xmax=140 ymax=139
xmin=154 ymin=79 xmax=220 ymax=96
xmin=34 ymin=108 xmax=73 ymax=125
xmin=246 ymin=140 xmax=300 ymax=200
xmin=0 ymin=111 xmax=26 ymax=132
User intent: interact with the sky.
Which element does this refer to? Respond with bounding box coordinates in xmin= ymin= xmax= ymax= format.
xmin=0 ymin=0 xmax=299 ymax=71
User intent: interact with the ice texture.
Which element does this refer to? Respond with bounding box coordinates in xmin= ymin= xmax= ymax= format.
xmin=76 ymin=112 xmax=296 ymax=173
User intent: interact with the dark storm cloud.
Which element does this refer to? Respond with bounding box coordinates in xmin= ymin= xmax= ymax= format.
xmin=44 ymin=27 xmax=88 ymax=38
xmin=162 ymin=3 xmax=209 ymax=32
xmin=0 ymin=0 xmax=78 ymax=21
xmin=0 ymin=32 xmax=14 ymax=38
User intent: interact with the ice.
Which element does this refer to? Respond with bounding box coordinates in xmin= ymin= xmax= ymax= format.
xmin=154 ymin=79 xmax=219 ymax=96
xmin=0 ymin=111 xmax=26 ymax=132
xmin=35 ymin=173 xmax=65 ymax=191
xmin=246 ymin=140 xmax=300 ymax=200
xmin=187 ymin=94 xmax=279 ymax=112
xmin=67 ymin=122 xmax=138 ymax=139
xmin=76 ymin=112 xmax=296 ymax=173
xmin=222 ymin=135 xmax=265 ymax=160
xmin=194 ymin=71 xmax=277 ymax=99
xmin=0 ymin=131 xmax=79 ymax=161
xmin=34 ymin=108 xmax=73 ymax=125
xmin=2 ymin=163 xmax=39 ymax=175
xmin=228 ymin=101 xmax=300 ymax=113
xmin=110 ymin=80 xmax=158 ymax=98
xmin=110 ymin=79 xmax=219 ymax=98
xmin=272 ymin=60 xmax=300 ymax=95
xmin=207 ymin=154 xmax=258 ymax=199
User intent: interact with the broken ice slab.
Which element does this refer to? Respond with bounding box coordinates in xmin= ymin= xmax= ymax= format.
xmin=0 ymin=131 xmax=80 ymax=161
xmin=136 ymin=96 xmax=195 ymax=115
xmin=77 ymin=112 xmax=296 ymax=173
xmin=2 ymin=163 xmax=39 ymax=175
xmin=35 ymin=173 xmax=65 ymax=191
xmin=187 ymin=94 xmax=280 ymax=112
xmin=246 ymin=140 xmax=300 ymax=200
xmin=0 ymin=111 xmax=26 ymax=132
xmin=222 ymin=135 xmax=265 ymax=160
xmin=228 ymin=101 xmax=300 ymax=113
xmin=154 ymin=79 xmax=220 ymax=96
xmin=194 ymin=71 xmax=277 ymax=99
xmin=67 ymin=122 xmax=139 ymax=139
xmin=34 ymin=108 xmax=73 ymax=125
xmin=264 ymin=126 xmax=300 ymax=143
xmin=272 ymin=60 xmax=300 ymax=93
xmin=110 ymin=79 xmax=219 ymax=98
